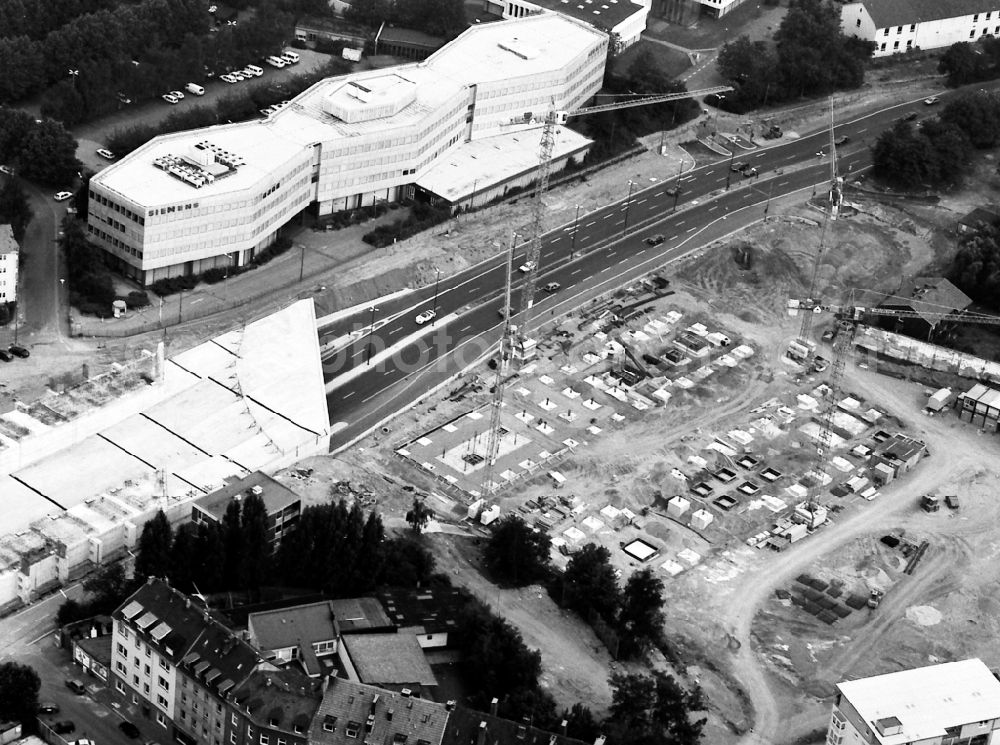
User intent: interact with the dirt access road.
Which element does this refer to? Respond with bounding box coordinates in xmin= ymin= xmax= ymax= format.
xmin=693 ymin=367 xmax=999 ymax=745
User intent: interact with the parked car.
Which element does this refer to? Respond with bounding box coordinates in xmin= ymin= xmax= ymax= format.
xmin=0 ymin=350 xmax=11 ymax=362
xmin=117 ymin=92 xmax=132 ymax=104
xmin=168 ymin=90 xmax=184 ymax=99
xmin=742 ymin=166 xmax=758 ymax=177
xmin=221 ymin=74 xmax=237 ymax=84
xmin=900 ymin=111 xmax=918 ymax=122
xmin=834 ymin=135 xmax=849 ymax=146
xmin=518 ymin=260 xmax=536 ymax=273
xmin=162 ymin=94 xmax=179 ymax=104
xmin=731 ymin=161 xmax=748 ymax=172
xmin=119 ymin=721 xmax=141 ymax=739
xmin=53 ymin=722 xmax=75 ymax=734
xmin=543 ymin=282 xmax=561 ymax=292
xmin=96 ymin=148 xmax=116 ymax=160
xmin=67 ymin=739 xmax=95 ymax=745
xmin=924 ymin=96 xmax=940 ymax=105
xmin=415 ymin=309 xmax=436 ymax=325
xmin=39 ymin=703 xmax=59 ymax=715
xmin=644 ymin=234 xmax=664 ymax=246
xmin=231 ymin=71 xmax=245 ymax=81
xmin=53 ymin=191 xmax=73 ymax=201
xmin=65 ymin=679 xmax=86 ymax=694
xmin=9 ymin=345 xmax=30 ymax=358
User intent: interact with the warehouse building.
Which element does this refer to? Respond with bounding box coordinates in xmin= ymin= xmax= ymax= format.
xmin=87 ymin=13 xmax=608 ymax=285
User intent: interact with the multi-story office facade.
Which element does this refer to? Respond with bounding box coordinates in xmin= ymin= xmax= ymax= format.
xmin=0 ymin=224 xmax=18 ymax=303
xmin=87 ymin=13 xmax=608 ymax=285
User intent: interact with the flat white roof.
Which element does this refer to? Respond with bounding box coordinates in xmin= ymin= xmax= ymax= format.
xmin=415 ymin=124 xmax=591 ymax=201
xmin=837 ymin=659 xmax=1000 ymax=745
xmin=427 ymin=13 xmax=608 ymax=85
xmin=97 ymin=121 xmax=308 ymax=207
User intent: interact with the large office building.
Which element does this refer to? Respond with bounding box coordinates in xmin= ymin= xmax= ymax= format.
xmin=494 ymin=0 xmax=649 ymax=50
xmin=87 ymin=13 xmax=608 ymax=285
xmin=827 ymin=659 xmax=1000 ymax=745
xmin=841 ymin=0 xmax=1000 ymax=57
xmin=0 ymin=224 xmax=17 ymax=303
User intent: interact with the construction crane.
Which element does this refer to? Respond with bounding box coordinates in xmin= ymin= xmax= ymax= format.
xmin=793 ymin=98 xmax=844 ymax=354
xmin=788 ymin=294 xmax=1000 ymax=517
xmin=512 ymin=85 xmax=734 ymax=358
xmin=479 ymin=84 xmax=733 ymax=495
xmin=481 ymin=233 xmax=518 ymax=496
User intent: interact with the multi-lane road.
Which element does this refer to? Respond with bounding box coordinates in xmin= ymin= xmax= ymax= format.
xmin=320 ymin=94 xmax=945 ymax=450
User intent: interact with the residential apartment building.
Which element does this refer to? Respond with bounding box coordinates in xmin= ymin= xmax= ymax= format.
xmin=0 ymin=224 xmax=18 ymax=303
xmin=841 ymin=0 xmax=1000 ymax=57
xmin=87 ymin=13 xmax=608 ymax=285
xmin=827 ymin=659 xmax=1000 ymax=745
xmin=494 ymin=0 xmax=649 ymax=50
xmin=191 ymin=471 xmax=301 ymax=550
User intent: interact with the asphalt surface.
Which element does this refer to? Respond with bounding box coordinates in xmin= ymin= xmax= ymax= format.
xmin=322 ymin=94 xmax=942 ymax=450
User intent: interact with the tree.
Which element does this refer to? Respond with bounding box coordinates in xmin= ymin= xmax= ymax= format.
xmin=167 ymin=523 xmax=199 ymax=593
xmin=0 ymin=178 xmax=32 ymax=242
xmin=0 ymin=662 xmax=40 ymax=723
xmin=872 ymin=121 xmax=942 ymax=188
xmin=82 ymin=561 xmax=131 ymax=614
xmin=135 ymin=510 xmax=172 ymax=581
xmin=193 ymin=521 xmax=225 ymax=593
xmin=239 ymin=492 xmax=271 ymax=592
xmin=950 ymin=219 xmax=1000 ymax=310
xmin=221 ymin=499 xmax=244 ymax=590
xmin=607 ymin=671 xmax=706 ymax=745
xmin=618 ymin=567 xmax=665 ymax=655
xmin=15 ymin=118 xmax=80 ymax=186
xmin=379 ymin=535 xmax=436 ymax=588
xmin=562 ymin=703 xmax=601 ymax=742
xmin=483 ymin=515 xmax=551 ymax=586
xmin=940 ymin=90 xmax=1000 ymax=148
xmin=405 ymin=497 xmax=432 ymax=534
xmin=716 ymin=36 xmax=778 ymax=107
xmin=939 ymin=41 xmax=993 ymax=87
xmin=562 ymin=543 xmax=621 ymax=622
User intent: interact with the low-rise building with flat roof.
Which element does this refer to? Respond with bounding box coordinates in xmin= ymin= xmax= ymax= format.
xmin=827 ymin=658 xmax=1000 ymax=745
xmin=192 ymin=471 xmax=302 ymax=549
xmin=340 ymin=633 xmax=437 ymax=695
xmin=378 ymin=587 xmax=467 ymax=648
xmin=495 ymin=0 xmax=648 ymax=49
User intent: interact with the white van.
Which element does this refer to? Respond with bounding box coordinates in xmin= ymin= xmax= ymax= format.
xmin=266 ymin=56 xmax=286 ymax=68
xmin=245 ymin=64 xmax=263 ymax=77
xmin=185 ymin=83 xmax=205 ymax=96
xmin=281 ymin=50 xmax=300 ymax=64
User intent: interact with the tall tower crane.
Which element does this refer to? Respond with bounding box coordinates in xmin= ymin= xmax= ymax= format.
xmin=513 ymin=86 xmax=733 ymax=357
xmin=789 ymin=293 xmax=1000 ymax=516
xmin=795 ymin=98 xmax=845 ymax=351
xmin=479 ymin=84 xmax=733 ymax=496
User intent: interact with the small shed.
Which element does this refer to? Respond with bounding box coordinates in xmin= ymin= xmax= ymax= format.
xmin=467 ymin=498 xmax=484 ymax=521
xmin=548 ymin=470 xmax=567 ymax=489
xmin=926 ymin=387 xmax=954 ymax=412
xmin=480 ymin=505 xmax=501 ymax=525
xmin=690 ymin=509 xmax=713 ymax=530
xmin=667 ymin=496 xmax=690 ymax=517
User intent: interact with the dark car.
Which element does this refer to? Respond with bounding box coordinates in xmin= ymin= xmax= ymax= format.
xmin=644 ymin=234 xmax=665 ymax=246
xmin=9 ymin=344 xmax=29 ymax=358
xmin=664 ymin=185 xmax=681 ymax=197
xmin=52 ymin=721 xmax=75 ymax=734
xmin=731 ymin=161 xmax=748 ymax=172
xmin=901 ymin=111 xmax=918 ymax=122
xmin=834 ymin=135 xmax=849 ymax=146
xmin=0 ymin=349 xmax=11 ymax=362
xmin=39 ymin=702 xmax=60 ymax=715
xmin=542 ymin=282 xmax=561 ymax=293
xmin=119 ymin=721 xmax=141 ymax=739
xmin=65 ymin=679 xmax=86 ymax=694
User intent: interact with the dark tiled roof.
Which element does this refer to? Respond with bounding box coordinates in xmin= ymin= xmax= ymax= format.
xmin=377 ymin=587 xmax=467 ymax=636
xmin=311 ymin=678 xmax=449 ymax=745
xmin=115 ymin=579 xmax=261 ymax=695
xmin=880 ymin=277 xmax=972 ymax=327
xmin=958 ymin=206 xmax=1000 ymax=228
xmin=858 ymin=0 xmax=1000 ymax=28
xmin=194 ymin=471 xmax=301 ymax=521
xmin=233 ymin=669 xmax=323 ymax=733
xmin=442 ymin=707 xmax=589 ymax=745
xmin=875 ymin=433 xmax=926 ymax=462
xmin=342 ymin=634 xmax=437 ymax=688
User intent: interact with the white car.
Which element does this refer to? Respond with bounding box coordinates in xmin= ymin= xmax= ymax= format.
xmin=243 ymin=66 xmax=263 ymax=77
xmin=231 ymin=71 xmax=245 ymax=81
xmin=208 ymin=4 xmax=217 ymax=11
xmin=518 ymin=261 xmax=536 ymax=273
xmin=415 ymin=309 xmax=437 ymax=325
xmin=0 ymin=165 xmax=12 ymax=175
xmin=96 ymin=148 xmax=116 ymax=160
xmin=924 ymin=96 xmax=940 ymax=105
xmin=162 ymin=93 xmax=179 ymax=104
xmin=221 ymin=74 xmax=237 ymax=84
xmin=169 ymin=90 xmax=184 ymax=99
xmin=53 ymin=191 xmax=73 ymax=201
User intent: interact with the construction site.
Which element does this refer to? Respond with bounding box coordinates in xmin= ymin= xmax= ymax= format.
xmin=314 ymin=130 xmax=1000 ymax=744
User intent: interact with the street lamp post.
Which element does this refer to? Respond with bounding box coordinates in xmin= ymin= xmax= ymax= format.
xmin=366 ymin=305 xmax=379 ymax=365
xmin=68 ymin=69 xmax=79 ymax=90
xmin=298 ymin=241 xmax=306 ymax=282
xmin=622 ymin=180 xmax=636 ymax=238
xmin=431 ymin=268 xmax=441 ymax=324
xmin=570 ymin=204 xmax=581 ymax=259
xmin=726 ymin=151 xmax=735 ymax=191
xmin=714 ymin=94 xmax=726 ymax=136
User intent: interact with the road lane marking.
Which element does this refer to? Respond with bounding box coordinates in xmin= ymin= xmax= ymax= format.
xmin=618 ymin=258 xmax=628 ymax=264
xmin=654 ymin=191 xmax=664 ymax=197
xmin=551 ymin=236 xmax=562 ymax=242
xmin=571 ymin=269 xmax=582 ymax=275
xmin=601 ymin=266 xmax=611 ymax=272
xmin=607 ymin=250 xmax=617 ymax=256
xmin=637 ymin=198 xmax=647 ymax=205
xmin=677 ymin=220 xmax=685 ymax=226
xmin=777 ymin=180 xmax=789 ymax=186
xmin=391 ymin=326 xmax=403 ymax=333
xmin=603 ymin=213 xmax=614 ymax=219
xmin=585 ymin=221 xmax=596 ymax=227
xmin=343 ymin=390 xmax=356 ymax=399
xmin=708 ymin=205 xmax=718 ymax=212
xmin=637 ymin=248 xmax=646 ymax=254
xmin=687 ymin=226 xmax=697 ymax=233
xmin=460 ymin=324 xmax=472 ymax=332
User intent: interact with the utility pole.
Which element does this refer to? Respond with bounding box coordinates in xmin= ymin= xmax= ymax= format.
xmin=366 ymin=305 xmax=378 ymax=365
xmin=299 ymin=242 xmax=306 ymax=282
xmin=431 ymin=268 xmax=441 ymax=324
xmin=570 ymin=204 xmax=581 ymax=260
xmin=178 ymin=288 xmax=183 ymax=324
xmin=726 ymin=151 xmax=735 ymax=191
xmin=622 ymin=180 xmax=636 ymax=238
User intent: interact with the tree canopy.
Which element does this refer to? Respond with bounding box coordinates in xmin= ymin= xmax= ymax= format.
xmin=562 ymin=543 xmax=621 ymax=623
xmin=346 ymin=0 xmax=467 ymax=40
xmin=950 ymin=219 xmax=1000 ymax=311
xmin=483 ymin=514 xmax=552 ymax=586
xmin=618 ymin=567 xmax=665 ymax=655
xmin=12 ymin=118 xmax=80 ymax=186
xmin=135 ymin=510 xmax=173 ymax=581
xmin=715 ymin=0 xmax=873 ymax=110
xmin=406 ymin=497 xmax=432 ymax=534
xmin=607 ymin=671 xmax=706 ymax=745
xmin=0 ymin=662 xmax=40 ymax=724
xmin=938 ymin=38 xmax=1000 ymax=87
xmin=0 ymin=178 xmax=32 ymax=242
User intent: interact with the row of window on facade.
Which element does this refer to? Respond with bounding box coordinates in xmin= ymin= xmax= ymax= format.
xmin=88 ymin=224 xmax=143 ymax=259
xmin=879 ymin=25 xmax=1000 ymax=51
xmin=91 ymin=191 xmax=146 ymax=225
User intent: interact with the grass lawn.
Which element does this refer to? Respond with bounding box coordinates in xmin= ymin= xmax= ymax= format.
xmin=612 ymin=39 xmax=691 ymax=81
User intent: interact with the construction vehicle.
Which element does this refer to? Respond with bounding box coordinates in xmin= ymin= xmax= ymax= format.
xmin=945 ymin=494 xmax=960 ymax=510
xmin=921 ymin=495 xmax=940 ymax=512
xmin=867 ymin=587 xmax=885 ymax=609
